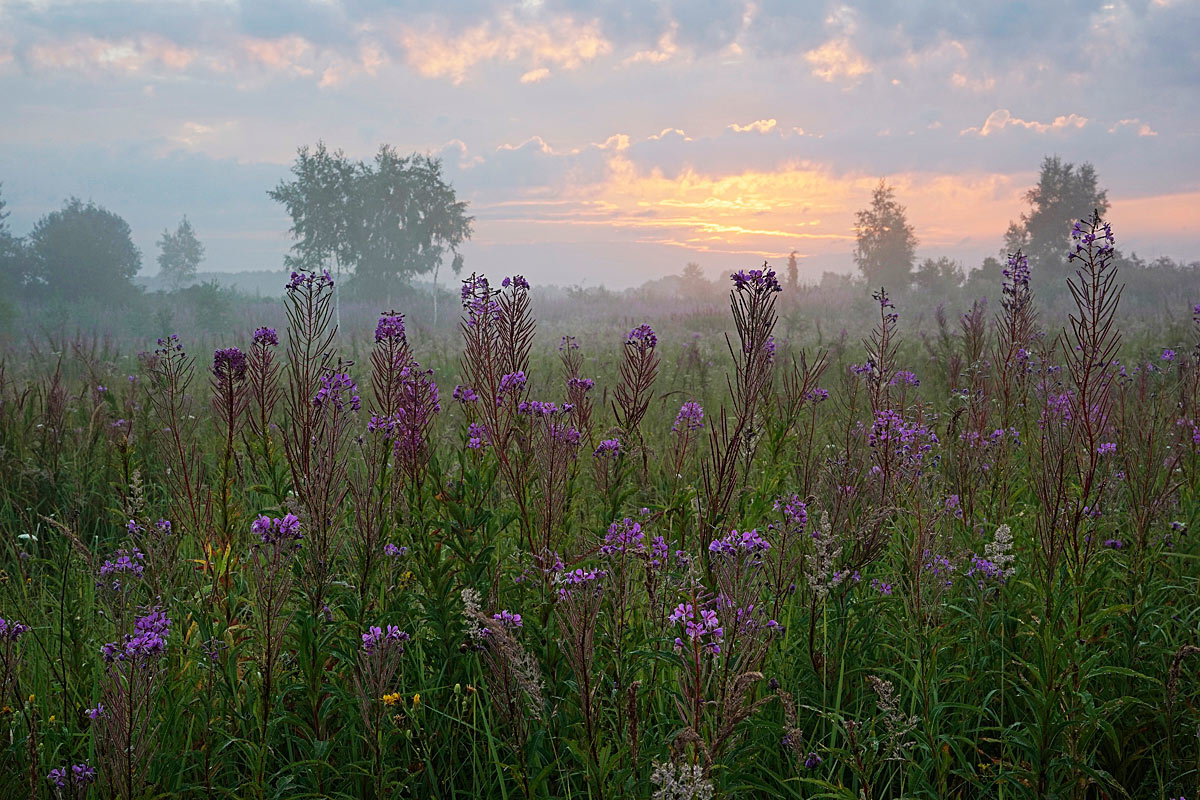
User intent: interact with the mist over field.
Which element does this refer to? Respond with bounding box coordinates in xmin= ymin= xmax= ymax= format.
xmin=1 ymin=2 xmax=1199 ymax=799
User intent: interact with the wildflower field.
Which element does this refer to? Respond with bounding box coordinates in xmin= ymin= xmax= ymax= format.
xmin=1 ymin=212 xmax=1198 ymax=800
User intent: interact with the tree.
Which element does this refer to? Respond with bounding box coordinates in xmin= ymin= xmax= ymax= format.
xmin=853 ymin=180 xmax=918 ymax=290
xmin=913 ymin=256 xmax=964 ymax=292
xmin=269 ymin=142 xmax=473 ymax=297
xmin=157 ymin=215 xmax=205 ymax=289
xmin=26 ymin=198 xmax=141 ymax=300
xmin=786 ymin=250 xmax=799 ymax=290
xmin=1004 ymin=156 xmax=1108 ymax=280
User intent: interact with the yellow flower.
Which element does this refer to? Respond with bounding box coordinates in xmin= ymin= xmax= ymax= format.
xmin=412 ymin=693 xmax=421 ymax=706
xmin=48 ymin=715 xmax=55 ymax=723
xmin=382 ymin=693 xmax=401 ymax=706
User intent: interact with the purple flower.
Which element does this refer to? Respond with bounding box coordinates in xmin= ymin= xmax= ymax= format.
xmin=501 ymin=275 xmax=530 ymax=290
xmin=890 ymin=370 xmax=920 ymax=387
xmin=313 ymin=372 xmax=361 ymax=412
xmin=627 ymin=324 xmax=658 ymax=349
xmin=101 ymin=610 xmax=171 ymax=663
xmin=1104 ymin=538 xmax=1124 ymax=549
xmin=491 ymin=610 xmax=523 ymax=629
xmin=804 ymin=752 xmax=822 ymax=769
xmin=384 ymin=543 xmax=409 ymax=557
xmin=730 ymin=267 xmax=782 ymax=293
xmin=870 ymin=578 xmax=893 ymax=596
xmin=709 ymin=528 xmax=771 ymax=558
xmin=1097 ymin=442 xmax=1117 ymax=455
xmin=498 ymin=371 xmax=527 ymax=395
xmin=374 ymin=313 xmax=406 ymax=343
xmin=48 ymin=764 xmax=96 ymax=790
xmin=212 ymin=347 xmax=248 ymax=382
xmin=466 ymin=422 xmax=490 ymax=449
xmin=672 ymin=401 xmax=705 ymax=433
xmin=286 ymin=269 xmax=334 ymax=291
xmin=85 ymin=704 xmax=104 ymax=720
xmin=600 ymin=518 xmax=644 ymax=555
xmin=0 ymin=618 xmax=30 ymax=641
xmin=452 ymin=384 xmax=479 ymax=403
xmin=1162 ymin=348 xmax=1177 ymax=362
xmin=593 ymin=438 xmax=621 ymax=459
xmin=668 ymin=602 xmax=724 ymax=655
xmin=98 ymin=547 xmax=146 ymax=586
xmin=251 ymin=513 xmax=303 ymax=548
xmin=567 ymin=376 xmax=594 ymax=392
xmin=361 ymin=624 xmax=411 ymax=655
xmin=252 ymin=326 xmax=279 ymax=347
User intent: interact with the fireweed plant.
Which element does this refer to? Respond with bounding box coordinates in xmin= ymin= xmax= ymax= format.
xmin=1 ymin=218 xmax=1200 ymax=799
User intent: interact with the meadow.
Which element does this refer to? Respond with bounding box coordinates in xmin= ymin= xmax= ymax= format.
xmin=0 ymin=212 xmax=1197 ymax=799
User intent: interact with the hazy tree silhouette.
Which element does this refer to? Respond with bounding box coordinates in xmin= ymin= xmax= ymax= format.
xmin=913 ymin=256 xmax=964 ymax=291
xmin=1004 ymin=156 xmax=1108 ymax=282
xmin=26 ymin=197 xmax=141 ymax=300
xmin=853 ymin=180 xmax=917 ymax=290
xmin=786 ymin=250 xmax=799 ymax=290
xmin=269 ymin=142 xmax=472 ymax=301
xmin=157 ymin=215 xmax=205 ymax=290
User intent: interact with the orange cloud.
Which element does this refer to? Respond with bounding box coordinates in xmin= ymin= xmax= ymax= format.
xmin=728 ymin=119 xmax=777 ymax=134
xmin=804 ymin=38 xmax=872 ymax=84
xmin=394 ymin=13 xmax=611 ymax=84
xmin=961 ymin=108 xmax=1088 ymax=136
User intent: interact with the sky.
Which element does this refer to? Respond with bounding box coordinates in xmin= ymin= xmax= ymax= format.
xmin=0 ymin=0 xmax=1197 ymax=288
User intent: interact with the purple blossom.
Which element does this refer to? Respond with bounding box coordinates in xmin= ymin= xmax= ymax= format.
xmin=1162 ymin=348 xmax=1177 ymax=362
xmin=668 ymin=602 xmax=724 ymax=655
xmin=627 ymin=324 xmax=658 ymax=349
xmin=1097 ymin=442 xmax=1117 ymax=455
xmin=251 ymin=513 xmax=303 ymax=548
xmin=567 ymin=376 xmax=594 ymax=392
xmin=101 ymin=610 xmax=171 ymax=663
xmin=313 ymin=372 xmax=361 ymax=412
xmin=491 ymin=610 xmax=523 ymax=629
xmin=85 ymin=704 xmax=104 ymax=720
xmin=672 ymin=401 xmax=705 ymax=433
xmin=730 ymin=267 xmax=782 ymax=293
xmin=361 ymin=624 xmax=410 ymax=655
xmin=286 ymin=269 xmax=334 ymax=291
xmin=374 ymin=313 xmax=406 ymax=343
xmin=452 ymin=384 xmax=479 ymax=403
xmin=212 ymin=347 xmax=248 ymax=382
xmin=600 ymin=518 xmax=644 ymax=555
xmin=501 ymin=275 xmax=530 ymax=290
xmin=252 ymin=326 xmax=279 ymax=347
xmin=498 ymin=371 xmax=527 ymax=395
xmin=0 ymin=618 xmax=29 ymax=641
xmin=48 ymin=764 xmax=96 ymax=790
xmin=709 ymin=528 xmax=771 ymax=557
xmin=870 ymin=578 xmax=893 ymax=596
xmin=466 ymin=422 xmax=490 ymax=449
xmin=593 ymin=438 xmax=621 ymax=459
xmin=383 ymin=543 xmax=409 ymax=557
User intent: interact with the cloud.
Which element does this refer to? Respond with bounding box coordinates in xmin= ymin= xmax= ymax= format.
xmin=623 ymin=22 xmax=678 ymax=65
xmin=728 ymin=119 xmax=777 ymax=134
xmin=392 ymin=12 xmax=611 ymax=84
xmin=961 ymin=109 xmax=1088 ymax=136
xmin=520 ymin=67 xmax=551 ymax=83
xmin=804 ymin=37 xmax=871 ymax=84
xmin=25 ymin=33 xmax=200 ymax=74
xmin=1108 ymin=118 xmax=1158 ymax=137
